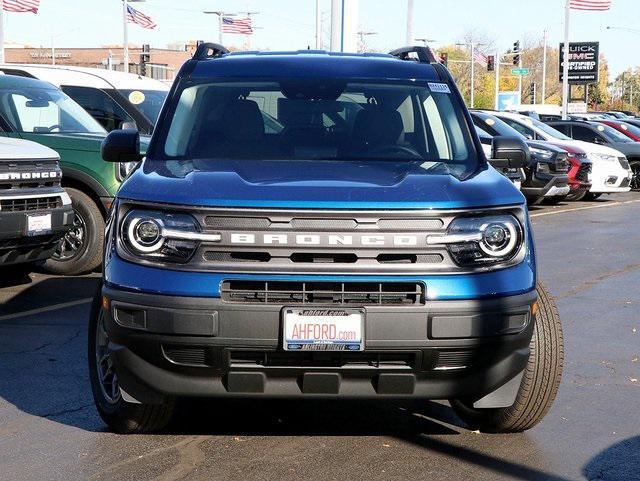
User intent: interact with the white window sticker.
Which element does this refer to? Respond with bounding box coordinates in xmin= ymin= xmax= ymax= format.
xmin=428 ymin=82 xmax=451 ymax=94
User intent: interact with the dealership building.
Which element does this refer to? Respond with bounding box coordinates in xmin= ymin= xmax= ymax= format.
xmin=3 ymin=44 xmax=196 ymax=80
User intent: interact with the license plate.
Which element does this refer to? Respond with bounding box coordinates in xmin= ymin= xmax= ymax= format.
xmin=27 ymin=213 xmax=52 ymax=236
xmin=283 ymin=308 xmax=364 ymax=351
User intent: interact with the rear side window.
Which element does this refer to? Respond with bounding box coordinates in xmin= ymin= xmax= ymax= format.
xmin=571 ymin=125 xmax=602 ymax=143
xmin=61 ymin=86 xmax=133 ymax=132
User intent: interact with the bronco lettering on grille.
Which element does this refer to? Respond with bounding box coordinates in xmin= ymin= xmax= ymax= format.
xmin=228 ymin=233 xmax=422 ymax=247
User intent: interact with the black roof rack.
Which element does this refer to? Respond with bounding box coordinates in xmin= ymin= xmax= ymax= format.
xmin=389 ymin=46 xmax=437 ymax=64
xmin=193 ymin=42 xmax=229 ymax=60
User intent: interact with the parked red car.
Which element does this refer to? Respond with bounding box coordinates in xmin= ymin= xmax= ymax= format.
xmin=546 ymin=141 xmax=592 ymax=201
xmin=597 ymin=119 xmax=640 ymax=142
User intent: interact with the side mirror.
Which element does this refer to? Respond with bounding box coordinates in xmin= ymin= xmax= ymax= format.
xmin=101 ymin=129 xmax=142 ymax=163
xmin=491 ymin=136 xmax=529 ymax=170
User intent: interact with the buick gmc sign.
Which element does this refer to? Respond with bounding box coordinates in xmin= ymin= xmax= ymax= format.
xmin=559 ymin=42 xmax=599 ymax=84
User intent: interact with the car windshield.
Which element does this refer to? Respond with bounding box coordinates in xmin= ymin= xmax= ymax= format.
xmin=119 ymin=89 xmax=167 ymax=123
xmin=472 ymin=113 xmax=524 ymax=139
xmin=160 ymin=79 xmax=478 ymax=177
xmin=595 ymin=123 xmax=633 ymax=143
xmin=2 ymin=86 xmax=106 ymax=134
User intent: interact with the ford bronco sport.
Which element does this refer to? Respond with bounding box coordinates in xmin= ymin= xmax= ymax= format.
xmin=90 ymin=44 xmax=564 ymax=434
xmin=0 ymin=74 xmax=148 ymax=275
xmin=0 ymin=137 xmax=73 ymax=270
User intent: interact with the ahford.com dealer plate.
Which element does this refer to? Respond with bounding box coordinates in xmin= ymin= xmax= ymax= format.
xmin=283 ymin=308 xmax=364 ymax=351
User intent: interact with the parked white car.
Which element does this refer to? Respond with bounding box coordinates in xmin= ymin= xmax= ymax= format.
xmin=0 ymin=64 xmax=168 ymax=134
xmin=489 ymin=111 xmax=632 ymax=195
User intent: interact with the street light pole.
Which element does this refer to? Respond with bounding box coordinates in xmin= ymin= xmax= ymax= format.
xmin=542 ymin=29 xmax=547 ymax=104
xmin=204 ymin=11 xmax=233 ymax=44
xmin=561 ymin=0 xmax=571 ymax=120
xmin=470 ymin=41 xmax=475 ymax=108
xmin=406 ymin=0 xmax=414 ymax=45
xmin=495 ymin=50 xmax=500 ymax=110
xmin=0 ymin=5 xmax=4 ymax=64
xmin=315 ymin=0 xmax=321 ymax=49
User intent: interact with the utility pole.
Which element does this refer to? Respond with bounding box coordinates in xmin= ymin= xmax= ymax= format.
xmin=561 ymin=0 xmax=571 ymax=120
xmin=470 ymin=42 xmax=476 ymax=108
xmin=203 ymin=11 xmax=233 ymax=44
xmin=0 ymin=5 xmax=5 ymax=64
xmin=518 ymin=45 xmax=523 ymax=103
xmin=495 ymin=51 xmax=500 ymax=110
xmin=315 ymin=0 xmax=322 ymax=49
xmin=542 ymin=29 xmax=547 ymax=104
xmin=406 ymin=0 xmax=414 ymax=45
xmin=51 ymin=35 xmax=55 ymax=65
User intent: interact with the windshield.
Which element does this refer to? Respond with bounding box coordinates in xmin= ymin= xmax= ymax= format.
xmin=119 ymin=89 xmax=167 ymax=124
xmin=472 ymin=113 xmax=524 ymax=139
xmin=2 ymin=87 xmax=106 ymax=134
xmin=160 ymin=79 xmax=477 ymax=176
xmin=595 ymin=123 xmax=633 ymax=143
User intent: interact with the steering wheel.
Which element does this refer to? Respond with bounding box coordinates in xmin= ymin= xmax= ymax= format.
xmin=366 ymin=144 xmax=423 ymax=159
xmin=47 ymin=125 xmax=62 ymax=132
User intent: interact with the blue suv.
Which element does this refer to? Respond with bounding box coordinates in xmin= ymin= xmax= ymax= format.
xmin=89 ymin=44 xmax=563 ymax=434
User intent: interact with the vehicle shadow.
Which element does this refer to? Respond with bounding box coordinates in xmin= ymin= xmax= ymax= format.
xmin=583 ymin=436 xmax=640 ymax=481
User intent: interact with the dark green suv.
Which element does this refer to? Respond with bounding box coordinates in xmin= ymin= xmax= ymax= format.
xmin=0 ymin=75 xmax=146 ymax=275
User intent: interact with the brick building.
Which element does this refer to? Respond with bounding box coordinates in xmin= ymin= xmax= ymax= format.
xmin=4 ymin=44 xmax=197 ymax=81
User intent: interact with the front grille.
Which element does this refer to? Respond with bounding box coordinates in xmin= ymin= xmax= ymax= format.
xmin=434 ymin=350 xmax=476 ymax=370
xmin=576 ymin=163 xmax=591 ymax=182
xmin=229 ymin=351 xmax=417 ymax=369
xmin=221 ymin=280 xmax=425 ymax=305
xmin=0 ymin=196 xmax=62 ymax=212
xmin=554 ymin=156 xmax=570 ymax=173
xmin=0 ymin=159 xmax=61 ymax=190
xmin=191 ymin=208 xmax=461 ymax=274
xmin=619 ymin=157 xmax=630 ymax=170
xmin=163 ymin=345 xmax=209 ymax=366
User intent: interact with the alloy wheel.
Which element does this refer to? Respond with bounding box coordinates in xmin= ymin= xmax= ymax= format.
xmin=52 ymin=209 xmax=86 ymax=261
xmin=95 ymin=309 xmax=121 ymax=404
xmin=630 ymin=162 xmax=640 ymax=191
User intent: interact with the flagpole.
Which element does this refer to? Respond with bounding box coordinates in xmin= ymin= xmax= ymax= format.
xmin=123 ymin=0 xmax=129 ymax=73
xmin=561 ymin=0 xmax=571 ymax=120
xmin=495 ymin=50 xmax=500 ymax=110
xmin=0 ymin=1 xmax=5 ymax=64
xmin=542 ymin=29 xmax=547 ymax=104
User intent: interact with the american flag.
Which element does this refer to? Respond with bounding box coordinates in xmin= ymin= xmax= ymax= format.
xmin=126 ymin=4 xmax=157 ymax=30
xmin=222 ymin=16 xmax=253 ymax=35
xmin=473 ymin=50 xmax=488 ymax=67
xmin=3 ymin=0 xmax=40 ymax=13
xmin=569 ymin=0 xmax=613 ymax=10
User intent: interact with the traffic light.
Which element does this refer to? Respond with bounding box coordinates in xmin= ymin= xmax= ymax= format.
xmin=140 ymin=44 xmax=150 ymax=77
xmin=487 ymin=55 xmax=495 ymax=72
xmin=529 ymin=83 xmax=536 ymax=104
xmin=439 ymin=51 xmax=448 ymax=67
xmin=513 ymin=40 xmax=520 ymax=66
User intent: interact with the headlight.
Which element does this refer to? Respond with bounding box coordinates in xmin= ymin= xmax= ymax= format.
xmin=117 ymin=161 xmax=138 ymax=181
xmin=427 ymin=214 xmax=523 ymax=266
xmin=119 ymin=209 xmax=221 ymax=263
xmin=536 ymin=162 xmax=551 ymax=173
xmin=529 ymin=147 xmax=554 ymax=160
xmin=589 ymin=153 xmax=616 ymax=163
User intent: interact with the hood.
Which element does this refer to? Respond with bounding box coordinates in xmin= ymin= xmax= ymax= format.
xmin=19 ymin=132 xmax=150 ymax=154
xmin=608 ymin=141 xmax=640 ymax=158
xmin=18 ymin=132 xmax=106 ymax=153
xmin=0 ymin=136 xmax=59 ymax=160
xmin=571 ymin=140 xmax=625 ymax=157
xmin=118 ymin=159 xmax=525 ymax=210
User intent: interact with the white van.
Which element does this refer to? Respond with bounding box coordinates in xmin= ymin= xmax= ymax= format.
xmin=0 ymin=64 xmax=168 ymax=134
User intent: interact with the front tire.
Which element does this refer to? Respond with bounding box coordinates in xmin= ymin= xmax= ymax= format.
xmin=45 ymin=188 xmax=104 ymax=276
xmin=584 ymin=192 xmax=602 ymax=201
xmin=88 ymin=287 xmax=174 ymax=434
xmin=564 ymin=189 xmax=587 ymax=202
xmin=450 ymin=282 xmax=564 ymax=433
xmin=630 ymin=161 xmax=640 ymax=191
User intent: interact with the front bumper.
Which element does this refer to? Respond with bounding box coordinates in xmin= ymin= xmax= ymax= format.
xmin=589 ymin=159 xmax=632 ymax=193
xmin=103 ymin=285 xmax=536 ymax=403
xmin=0 ymin=205 xmax=74 ymax=266
xmin=521 ymin=172 xmax=569 ymax=199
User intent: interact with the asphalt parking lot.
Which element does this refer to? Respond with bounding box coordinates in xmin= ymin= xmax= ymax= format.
xmin=1 ymin=193 xmax=639 ymax=481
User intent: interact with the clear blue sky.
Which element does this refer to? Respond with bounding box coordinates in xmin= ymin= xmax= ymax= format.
xmin=3 ymin=0 xmax=638 ymax=78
